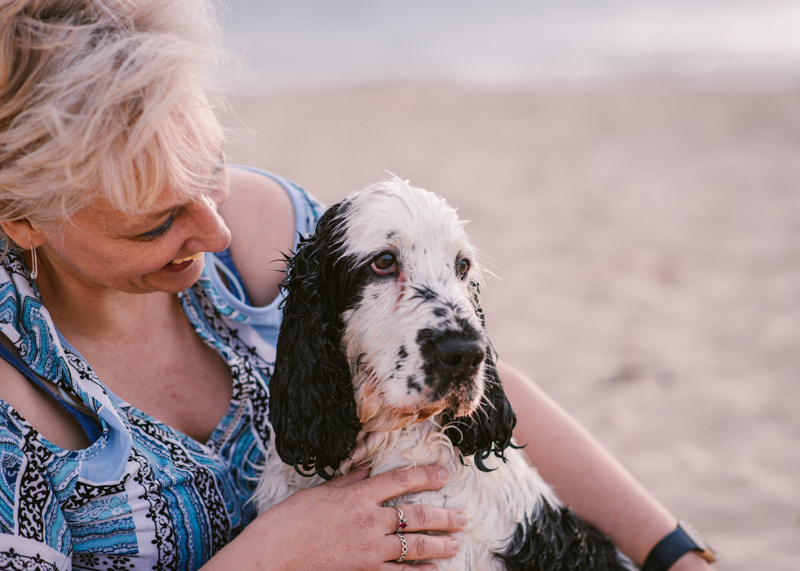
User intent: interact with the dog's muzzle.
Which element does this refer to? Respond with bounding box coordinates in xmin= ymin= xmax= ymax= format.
xmin=417 ymin=328 xmax=487 ymax=404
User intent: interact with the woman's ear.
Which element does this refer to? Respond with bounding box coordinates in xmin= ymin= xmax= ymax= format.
xmin=0 ymin=220 xmax=47 ymax=250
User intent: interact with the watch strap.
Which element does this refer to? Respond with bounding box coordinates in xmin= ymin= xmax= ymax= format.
xmin=642 ymin=521 xmax=717 ymax=571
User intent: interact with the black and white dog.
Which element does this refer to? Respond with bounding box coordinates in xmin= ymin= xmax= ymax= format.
xmin=255 ymin=179 xmax=635 ymax=570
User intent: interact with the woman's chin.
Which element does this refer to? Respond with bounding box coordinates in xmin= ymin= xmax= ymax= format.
xmin=144 ymin=256 xmax=206 ymax=293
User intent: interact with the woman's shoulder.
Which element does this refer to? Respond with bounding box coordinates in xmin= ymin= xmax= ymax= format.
xmin=222 ymin=168 xmax=298 ymax=245
xmin=219 ymin=168 xmax=298 ymax=307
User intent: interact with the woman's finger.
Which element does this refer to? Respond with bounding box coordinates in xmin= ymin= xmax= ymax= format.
xmin=323 ymin=467 xmax=371 ymax=489
xmin=382 ymin=530 xmax=460 ymax=563
xmin=384 ymin=504 xmax=467 ymax=534
xmin=361 ymin=466 xmax=451 ymax=503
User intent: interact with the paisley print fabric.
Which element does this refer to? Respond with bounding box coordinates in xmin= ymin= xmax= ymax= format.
xmin=0 ymin=171 xmax=323 ymax=570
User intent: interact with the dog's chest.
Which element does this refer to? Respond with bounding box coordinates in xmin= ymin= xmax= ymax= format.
xmin=377 ymin=444 xmax=556 ymax=570
xmin=257 ymin=426 xmax=558 ymax=571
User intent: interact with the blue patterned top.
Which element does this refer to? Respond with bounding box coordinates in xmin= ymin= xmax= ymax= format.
xmin=0 ymin=170 xmax=324 ymax=570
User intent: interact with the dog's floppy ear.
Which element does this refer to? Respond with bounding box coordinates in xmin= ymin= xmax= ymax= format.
xmin=443 ymin=279 xmax=517 ymax=471
xmin=443 ymin=347 xmax=517 ymax=471
xmin=269 ymin=201 xmax=362 ymax=480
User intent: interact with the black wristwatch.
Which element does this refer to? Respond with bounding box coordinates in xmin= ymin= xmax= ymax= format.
xmin=642 ymin=520 xmax=718 ymax=571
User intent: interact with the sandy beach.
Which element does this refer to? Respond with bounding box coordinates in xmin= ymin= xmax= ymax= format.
xmin=222 ymin=82 xmax=800 ymax=571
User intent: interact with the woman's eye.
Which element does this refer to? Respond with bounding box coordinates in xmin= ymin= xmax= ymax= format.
xmin=456 ymin=258 xmax=470 ymax=279
xmin=137 ymin=214 xmax=175 ymax=241
xmin=370 ymin=252 xmax=397 ymax=276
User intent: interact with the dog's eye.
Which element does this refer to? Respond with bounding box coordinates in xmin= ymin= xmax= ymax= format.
xmin=371 ymin=252 xmax=398 ymax=276
xmin=456 ymin=258 xmax=470 ymax=279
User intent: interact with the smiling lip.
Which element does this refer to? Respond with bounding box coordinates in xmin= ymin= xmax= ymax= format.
xmin=160 ymin=252 xmax=204 ymax=273
xmin=169 ymin=252 xmax=203 ymax=265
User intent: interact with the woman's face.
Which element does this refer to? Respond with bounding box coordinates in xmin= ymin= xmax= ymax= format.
xmin=39 ymin=171 xmax=232 ymax=295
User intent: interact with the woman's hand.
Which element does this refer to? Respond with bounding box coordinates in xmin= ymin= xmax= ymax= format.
xmin=204 ymin=466 xmax=465 ymax=571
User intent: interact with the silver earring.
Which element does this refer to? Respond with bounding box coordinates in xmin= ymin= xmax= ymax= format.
xmin=29 ymin=243 xmax=38 ymax=280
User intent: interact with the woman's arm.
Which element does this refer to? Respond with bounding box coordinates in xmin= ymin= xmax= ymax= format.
xmin=498 ymin=360 xmax=713 ymax=570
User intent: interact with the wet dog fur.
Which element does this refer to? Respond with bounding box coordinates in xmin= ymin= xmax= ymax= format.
xmin=255 ymin=178 xmax=634 ymax=570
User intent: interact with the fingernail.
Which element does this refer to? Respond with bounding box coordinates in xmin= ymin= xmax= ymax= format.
xmin=457 ymin=513 xmax=467 ymax=527
xmin=451 ymin=539 xmax=460 ymax=551
xmin=438 ymin=467 xmax=450 ymax=480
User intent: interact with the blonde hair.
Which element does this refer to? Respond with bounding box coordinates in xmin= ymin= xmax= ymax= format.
xmin=0 ymin=0 xmax=227 ymax=246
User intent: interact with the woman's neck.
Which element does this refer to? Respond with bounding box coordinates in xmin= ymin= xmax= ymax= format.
xmin=33 ymin=262 xmax=179 ymax=342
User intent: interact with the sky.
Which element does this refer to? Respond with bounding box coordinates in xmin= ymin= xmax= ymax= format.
xmin=219 ymin=0 xmax=800 ymax=93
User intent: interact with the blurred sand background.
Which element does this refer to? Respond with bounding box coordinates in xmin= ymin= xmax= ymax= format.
xmin=219 ymin=2 xmax=800 ymax=569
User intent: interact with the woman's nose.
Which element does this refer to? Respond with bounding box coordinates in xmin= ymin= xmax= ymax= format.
xmin=185 ymin=192 xmax=232 ymax=253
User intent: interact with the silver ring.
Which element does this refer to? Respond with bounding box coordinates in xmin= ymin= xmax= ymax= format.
xmin=396 ymin=507 xmax=408 ymax=533
xmin=395 ymin=532 xmax=408 ymax=562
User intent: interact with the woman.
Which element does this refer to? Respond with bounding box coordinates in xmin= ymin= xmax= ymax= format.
xmin=0 ymin=0 xmax=714 ymax=569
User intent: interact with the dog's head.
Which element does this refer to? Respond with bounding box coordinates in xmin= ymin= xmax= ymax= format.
xmin=269 ymin=179 xmax=516 ymax=479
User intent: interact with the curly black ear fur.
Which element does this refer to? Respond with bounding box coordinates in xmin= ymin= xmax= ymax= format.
xmin=442 ymin=279 xmax=518 ymax=471
xmin=269 ymin=201 xmax=363 ymax=480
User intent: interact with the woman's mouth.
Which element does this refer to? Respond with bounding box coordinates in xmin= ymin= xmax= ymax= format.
xmin=169 ymin=252 xmax=204 ymax=265
xmin=161 ymin=252 xmax=204 ymax=272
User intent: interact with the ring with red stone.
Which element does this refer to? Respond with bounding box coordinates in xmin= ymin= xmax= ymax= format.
xmin=396 ymin=507 xmax=408 ymax=533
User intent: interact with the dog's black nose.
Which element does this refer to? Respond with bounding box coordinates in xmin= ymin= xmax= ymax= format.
xmin=436 ymin=338 xmax=485 ymax=373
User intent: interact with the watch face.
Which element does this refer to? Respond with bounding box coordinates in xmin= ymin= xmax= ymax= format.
xmin=678 ymin=520 xmax=719 ymax=563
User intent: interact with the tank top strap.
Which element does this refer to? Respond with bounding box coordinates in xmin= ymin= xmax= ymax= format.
xmin=0 ymin=342 xmax=103 ymax=443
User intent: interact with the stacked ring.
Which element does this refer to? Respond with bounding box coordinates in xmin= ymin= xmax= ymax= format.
xmin=395 ymin=532 xmax=408 ymax=562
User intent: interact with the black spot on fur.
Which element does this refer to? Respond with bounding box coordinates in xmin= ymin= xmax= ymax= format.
xmin=499 ymin=501 xmax=629 ymax=570
xmin=454 ymin=315 xmax=481 ymax=336
xmin=407 ymin=375 xmax=422 ymax=393
xmin=411 ymin=285 xmax=437 ymax=301
xmin=469 ymin=279 xmax=486 ymax=326
xmin=433 ymin=306 xmax=448 ymax=318
xmin=395 ymin=346 xmax=408 ymax=371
